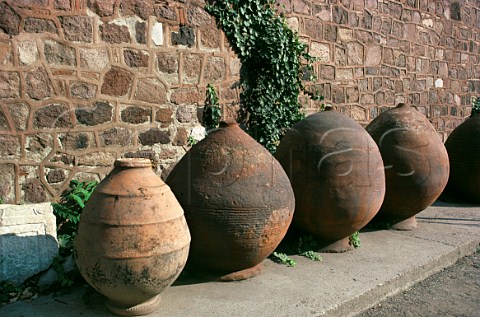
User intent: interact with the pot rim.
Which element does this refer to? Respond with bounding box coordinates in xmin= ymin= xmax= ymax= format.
xmin=114 ymin=158 xmax=152 ymax=168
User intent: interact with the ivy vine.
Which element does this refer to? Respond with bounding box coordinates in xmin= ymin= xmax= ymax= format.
xmin=471 ymin=96 xmax=480 ymax=117
xmin=206 ymin=0 xmax=321 ymax=152
xmin=203 ymin=83 xmax=222 ymax=132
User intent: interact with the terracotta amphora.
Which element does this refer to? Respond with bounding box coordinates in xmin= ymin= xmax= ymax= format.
xmin=74 ymin=158 xmax=190 ymax=316
xmin=166 ymin=122 xmax=295 ymax=280
xmin=366 ymin=103 xmax=450 ymax=230
xmin=444 ymin=114 xmax=480 ymax=203
xmin=275 ymin=108 xmax=385 ymax=252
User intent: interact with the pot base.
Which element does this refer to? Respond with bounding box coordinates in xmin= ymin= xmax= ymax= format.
xmin=318 ymin=237 xmax=353 ymax=253
xmin=105 ymin=295 xmax=161 ymax=316
xmin=390 ymin=216 xmax=417 ymax=231
xmin=218 ymin=263 xmax=264 ymax=282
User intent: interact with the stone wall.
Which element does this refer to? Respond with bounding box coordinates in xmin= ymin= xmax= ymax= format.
xmin=0 ymin=0 xmax=240 ymax=203
xmin=0 ymin=0 xmax=479 ymax=204
xmin=283 ymin=0 xmax=480 ymax=130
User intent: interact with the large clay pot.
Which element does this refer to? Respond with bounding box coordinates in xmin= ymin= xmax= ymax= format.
xmin=444 ymin=114 xmax=480 ymax=203
xmin=366 ymin=103 xmax=450 ymax=230
xmin=275 ymin=108 xmax=386 ymax=252
xmin=74 ymin=158 xmax=190 ymax=316
xmin=166 ymin=122 xmax=294 ymax=280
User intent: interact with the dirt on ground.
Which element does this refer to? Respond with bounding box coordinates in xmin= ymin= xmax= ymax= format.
xmin=357 ymin=249 xmax=480 ymax=317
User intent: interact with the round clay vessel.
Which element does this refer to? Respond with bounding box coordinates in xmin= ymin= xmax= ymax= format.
xmin=275 ymin=108 xmax=386 ymax=252
xmin=74 ymin=158 xmax=190 ymax=316
xmin=444 ymin=114 xmax=480 ymax=203
xmin=166 ymin=122 xmax=295 ymax=280
xmin=366 ymin=103 xmax=450 ymax=230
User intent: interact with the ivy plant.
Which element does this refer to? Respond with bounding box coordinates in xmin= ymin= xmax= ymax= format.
xmin=203 ymin=83 xmax=222 ymax=132
xmin=471 ymin=96 xmax=480 ymax=117
xmin=206 ymin=0 xmax=321 ymax=153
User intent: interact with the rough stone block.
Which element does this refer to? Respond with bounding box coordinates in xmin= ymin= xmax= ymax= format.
xmin=0 ymin=2 xmax=20 ymax=35
xmin=139 ymin=128 xmax=170 ymax=146
xmin=0 ymin=164 xmax=15 ymax=203
xmin=100 ymin=23 xmax=130 ymax=44
xmin=135 ymin=21 xmax=146 ymax=44
xmin=152 ymin=22 xmax=163 ymax=46
xmin=171 ymin=88 xmax=199 ymax=105
xmin=25 ymin=133 xmax=53 ymax=162
xmin=54 ymin=0 xmax=71 ymax=10
xmin=75 ymin=101 xmax=113 ymax=126
xmin=88 ymin=0 xmax=115 ymax=17
xmin=99 ymin=127 xmax=132 ymax=147
xmin=61 ymin=16 xmax=93 ymax=42
xmin=79 ymin=48 xmax=109 ymax=70
xmin=0 ymin=203 xmax=58 ymax=284
xmin=187 ymin=5 xmax=211 ymax=27
xmin=0 ymin=136 xmax=20 ymax=160
xmin=200 ymin=28 xmax=221 ymax=49
xmin=171 ymin=25 xmax=195 ymax=47
xmin=76 ymin=151 xmax=116 ymax=166
xmin=0 ymin=71 xmax=20 ymax=99
xmin=33 ymin=103 xmax=71 ymax=129
xmin=44 ymin=40 xmax=76 ymax=66
xmin=24 ymin=18 xmax=57 ymax=34
xmin=22 ymin=178 xmax=48 ymax=203
xmin=121 ymin=106 xmax=151 ymax=124
xmin=18 ymin=41 xmax=39 ymax=65
xmin=310 ymin=42 xmax=330 ymax=62
xmin=70 ymin=81 xmax=97 ymax=100
xmin=155 ymin=107 xmax=173 ymax=124
xmin=182 ymin=53 xmax=201 ymax=84
xmin=101 ymin=67 xmax=133 ymax=96
xmin=134 ymin=78 xmax=167 ymax=103
xmin=173 ymin=127 xmax=188 ymax=146
xmin=204 ymin=56 xmax=226 ymax=82
xmin=0 ymin=110 xmax=8 ymax=130
xmin=26 ymin=66 xmax=54 ymax=100
xmin=124 ymin=49 xmax=149 ymax=68
xmin=59 ymin=132 xmax=93 ymax=151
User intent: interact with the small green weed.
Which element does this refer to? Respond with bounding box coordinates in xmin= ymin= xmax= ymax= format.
xmin=187 ymin=135 xmax=198 ymax=146
xmin=0 ymin=197 xmax=3 ymax=204
xmin=298 ymin=235 xmax=322 ymax=261
xmin=271 ymin=252 xmax=296 ymax=267
xmin=349 ymin=231 xmax=361 ymax=248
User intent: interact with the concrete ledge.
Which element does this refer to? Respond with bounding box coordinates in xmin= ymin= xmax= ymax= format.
xmin=0 ymin=202 xmax=478 ymax=316
xmin=0 ymin=203 xmax=58 ymax=284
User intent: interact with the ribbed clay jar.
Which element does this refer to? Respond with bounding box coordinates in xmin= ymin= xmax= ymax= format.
xmin=444 ymin=114 xmax=480 ymax=203
xmin=275 ymin=108 xmax=386 ymax=252
xmin=366 ymin=103 xmax=450 ymax=230
xmin=74 ymin=158 xmax=190 ymax=316
xmin=166 ymin=122 xmax=295 ymax=281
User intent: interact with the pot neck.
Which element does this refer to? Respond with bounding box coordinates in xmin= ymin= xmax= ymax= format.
xmin=114 ymin=158 xmax=152 ymax=168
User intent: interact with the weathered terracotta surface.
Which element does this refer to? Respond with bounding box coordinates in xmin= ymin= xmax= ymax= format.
xmin=444 ymin=114 xmax=480 ymax=203
xmin=275 ymin=109 xmax=385 ymax=252
xmin=166 ymin=122 xmax=294 ymax=280
xmin=74 ymin=158 xmax=190 ymax=316
xmin=366 ymin=103 xmax=450 ymax=229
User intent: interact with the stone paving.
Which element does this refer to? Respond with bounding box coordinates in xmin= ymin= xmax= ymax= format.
xmin=1 ymin=201 xmax=478 ymax=317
